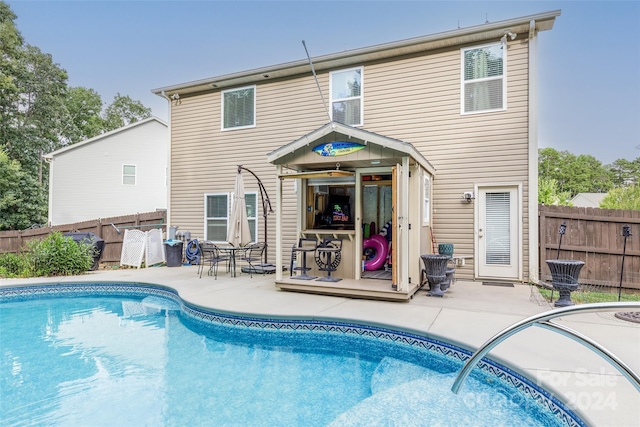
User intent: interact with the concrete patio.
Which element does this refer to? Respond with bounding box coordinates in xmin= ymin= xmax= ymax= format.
xmin=2 ymin=265 xmax=638 ymax=426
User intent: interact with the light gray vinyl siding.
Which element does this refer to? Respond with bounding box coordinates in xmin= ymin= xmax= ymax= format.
xmin=48 ymin=119 xmax=168 ymax=225
xmin=361 ymin=43 xmax=531 ymax=280
xmin=169 ymin=75 xmax=330 ymax=260
xmin=169 ymin=41 xmax=531 ymax=278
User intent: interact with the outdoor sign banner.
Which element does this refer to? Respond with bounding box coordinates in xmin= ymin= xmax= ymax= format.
xmin=313 ymin=142 xmax=365 ymax=157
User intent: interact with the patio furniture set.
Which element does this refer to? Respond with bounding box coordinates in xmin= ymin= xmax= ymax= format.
xmin=197 ymin=241 xmax=267 ymax=279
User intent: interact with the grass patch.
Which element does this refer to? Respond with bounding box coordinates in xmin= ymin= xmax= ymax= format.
xmin=537 ymin=286 xmax=640 ymax=304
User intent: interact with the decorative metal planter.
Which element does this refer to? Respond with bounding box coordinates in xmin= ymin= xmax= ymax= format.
xmin=546 ymin=260 xmax=585 ymax=307
xmin=421 ymin=254 xmax=450 ymax=297
xmin=437 ymin=243 xmax=455 ymax=291
xmin=441 ymin=266 xmax=455 ymax=291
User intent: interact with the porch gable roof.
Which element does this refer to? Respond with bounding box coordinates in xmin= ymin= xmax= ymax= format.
xmin=266 ymin=122 xmax=436 ymax=175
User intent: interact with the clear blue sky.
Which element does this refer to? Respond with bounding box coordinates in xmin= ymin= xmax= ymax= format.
xmin=6 ymin=0 xmax=640 ymax=164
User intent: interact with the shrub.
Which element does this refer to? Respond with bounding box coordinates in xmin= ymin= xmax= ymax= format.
xmin=0 ymin=252 xmax=31 ymax=278
xmin=28 ymin=232 xmax=95 ymax=276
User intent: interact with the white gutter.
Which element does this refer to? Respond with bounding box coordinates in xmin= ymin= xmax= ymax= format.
xmin=528 ymin=20 xmax=540 ymax=283
xmin=160 ymin=91 xmax=172 ymax=238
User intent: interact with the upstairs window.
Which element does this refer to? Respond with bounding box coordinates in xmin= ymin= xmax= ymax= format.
xmin=123 ymin=164 xmax=136 ymax=185
xmin=222 ymin=86 xmax=255 ymax=130
xmin=330 ymin=67 xmax=363 ymax=126
xmin=462 ymin=44 xmax=505 ymax=114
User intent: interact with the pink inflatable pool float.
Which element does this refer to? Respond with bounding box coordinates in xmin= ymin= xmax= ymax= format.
xmin=363 ymin=234 xmax=389 ymax=271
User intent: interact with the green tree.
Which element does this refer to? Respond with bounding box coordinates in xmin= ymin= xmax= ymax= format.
xmin=61 ymin=86 xmax=105 ymax=143
xmin=103 ymin=93 xmax=151 ymax=131
xmin=538 ymin=176 xmax=572 ymax=206
xmin=538 ymin=148 xmax=613 ymax=197
xmin=0 ymin=2 xmax=22 ymax=97
xmin=0 ymin=2 xmax=24 ymax=156
xmin=607 ymin=157 xmax=640 ymax=187
xmin=1 ymin=42 xmax=69 ymax=179
xmin=600 ymin=185 xmax=640 ymax=210
xmin=0 ymin=151 xmax=47 ymax=230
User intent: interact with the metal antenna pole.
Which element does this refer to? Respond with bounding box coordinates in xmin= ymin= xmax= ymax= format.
xmin=302 ymin=40 xmax=332 ymax=123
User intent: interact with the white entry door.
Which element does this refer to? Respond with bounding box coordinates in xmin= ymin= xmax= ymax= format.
xmin=477 ymin=186 xmax=520 ymax=279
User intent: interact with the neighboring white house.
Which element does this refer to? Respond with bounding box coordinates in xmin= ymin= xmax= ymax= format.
xmin=570 ymin=192 xmax=607 ymax=208
xmin=44 ymin=117 xmax=168 ymax=225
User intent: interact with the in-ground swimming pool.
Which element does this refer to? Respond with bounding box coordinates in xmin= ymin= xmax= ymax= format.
xmin=1 ymin=284 xmax=583 ymax=426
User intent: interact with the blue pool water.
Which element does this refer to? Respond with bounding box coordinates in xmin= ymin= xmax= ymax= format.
xmin=0 ymin=284 xmax=582 ymax=426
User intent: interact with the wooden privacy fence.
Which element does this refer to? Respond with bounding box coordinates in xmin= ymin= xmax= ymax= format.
xmin=0 ymin=211 xmax=166 ymax=266
xmin=539 ymin=205 xmax=639 ymax=290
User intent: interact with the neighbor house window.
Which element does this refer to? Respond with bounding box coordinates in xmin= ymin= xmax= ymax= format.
xmin=123 ymin=164 xmax=136 ymax=185
xmin=330 ymin=67 xmax=362 ymax=126
xmin=232 ymin=191 xmax=258 ymax=243
xmin=222 ymin=85 xmax=256 ymax=130
xmin=205 ymin=193 xmax=229 ymax=242
xmin=423 ymin=175 xmax=430 ymax=224
xmin=461 ymin=43 xmax=505 ymax=113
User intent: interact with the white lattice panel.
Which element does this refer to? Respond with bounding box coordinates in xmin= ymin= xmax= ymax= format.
xmin=120 ymin=229 xmax=146 ymax=268
xmin=145 ymin=229 xmax=165 ymax=267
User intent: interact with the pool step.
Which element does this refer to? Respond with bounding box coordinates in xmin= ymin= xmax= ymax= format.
xmin=141 ymin=295 xmax=181 ymax=315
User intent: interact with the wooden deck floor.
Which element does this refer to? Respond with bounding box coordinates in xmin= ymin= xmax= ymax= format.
xmin=275 ymin=276 xmax=421 ymax=302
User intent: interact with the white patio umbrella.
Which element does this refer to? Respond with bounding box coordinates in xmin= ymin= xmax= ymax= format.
xmin=227 ymin=169 xmax=252 ymax=247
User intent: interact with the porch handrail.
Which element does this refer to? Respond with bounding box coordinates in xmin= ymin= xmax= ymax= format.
xmin=451 ymin=302 xmax=640 ymax=394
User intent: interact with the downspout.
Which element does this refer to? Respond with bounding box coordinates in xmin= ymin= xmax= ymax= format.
xmin=527 ymin=20 xmax=540 ymax=283
xmin=160 ymin=91 xmax=172 ymax=238
xmin=44 ymin=155 xmax=53 ymax=226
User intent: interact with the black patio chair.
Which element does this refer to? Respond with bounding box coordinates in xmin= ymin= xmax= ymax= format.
xmin=238 ymin=242 xmax=266 ymax=277
xmin=198 ymin=241 xmax=230 ymax=280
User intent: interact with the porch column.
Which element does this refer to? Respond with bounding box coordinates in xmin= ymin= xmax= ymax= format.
xmin=275 ymin=165 xmax=283 ymax=280
xmin=398 ymin=157 xmax=410 ymax=292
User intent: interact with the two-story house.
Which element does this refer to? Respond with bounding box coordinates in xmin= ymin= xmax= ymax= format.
xmin=153 ymin=10 xmax=560 ymax=300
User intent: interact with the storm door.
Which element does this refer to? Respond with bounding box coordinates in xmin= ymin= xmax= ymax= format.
xmin=477 ymin=186 xmax=520 ymax=279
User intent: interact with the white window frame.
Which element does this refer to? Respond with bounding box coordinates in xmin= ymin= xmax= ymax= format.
xmin=204 ymin=192 xmax=229 ymax=242
xmin=232 ymin=191 xmax=259 ymax=244
xmin=460 ymin=42 xmax=506 ymax=115
xmin=330 ymin=66 xmax=363 ymax=126
xmin=122 ymin=164 xmax=136 ymax=186
xmin=221 ymin=85 xmax=256 ymax=131
xmin=423 ymin=174 xmax=431 ymax=225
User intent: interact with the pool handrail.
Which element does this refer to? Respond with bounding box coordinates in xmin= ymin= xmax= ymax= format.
xmin=451 ymin=302 xmax=640 ymax=394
